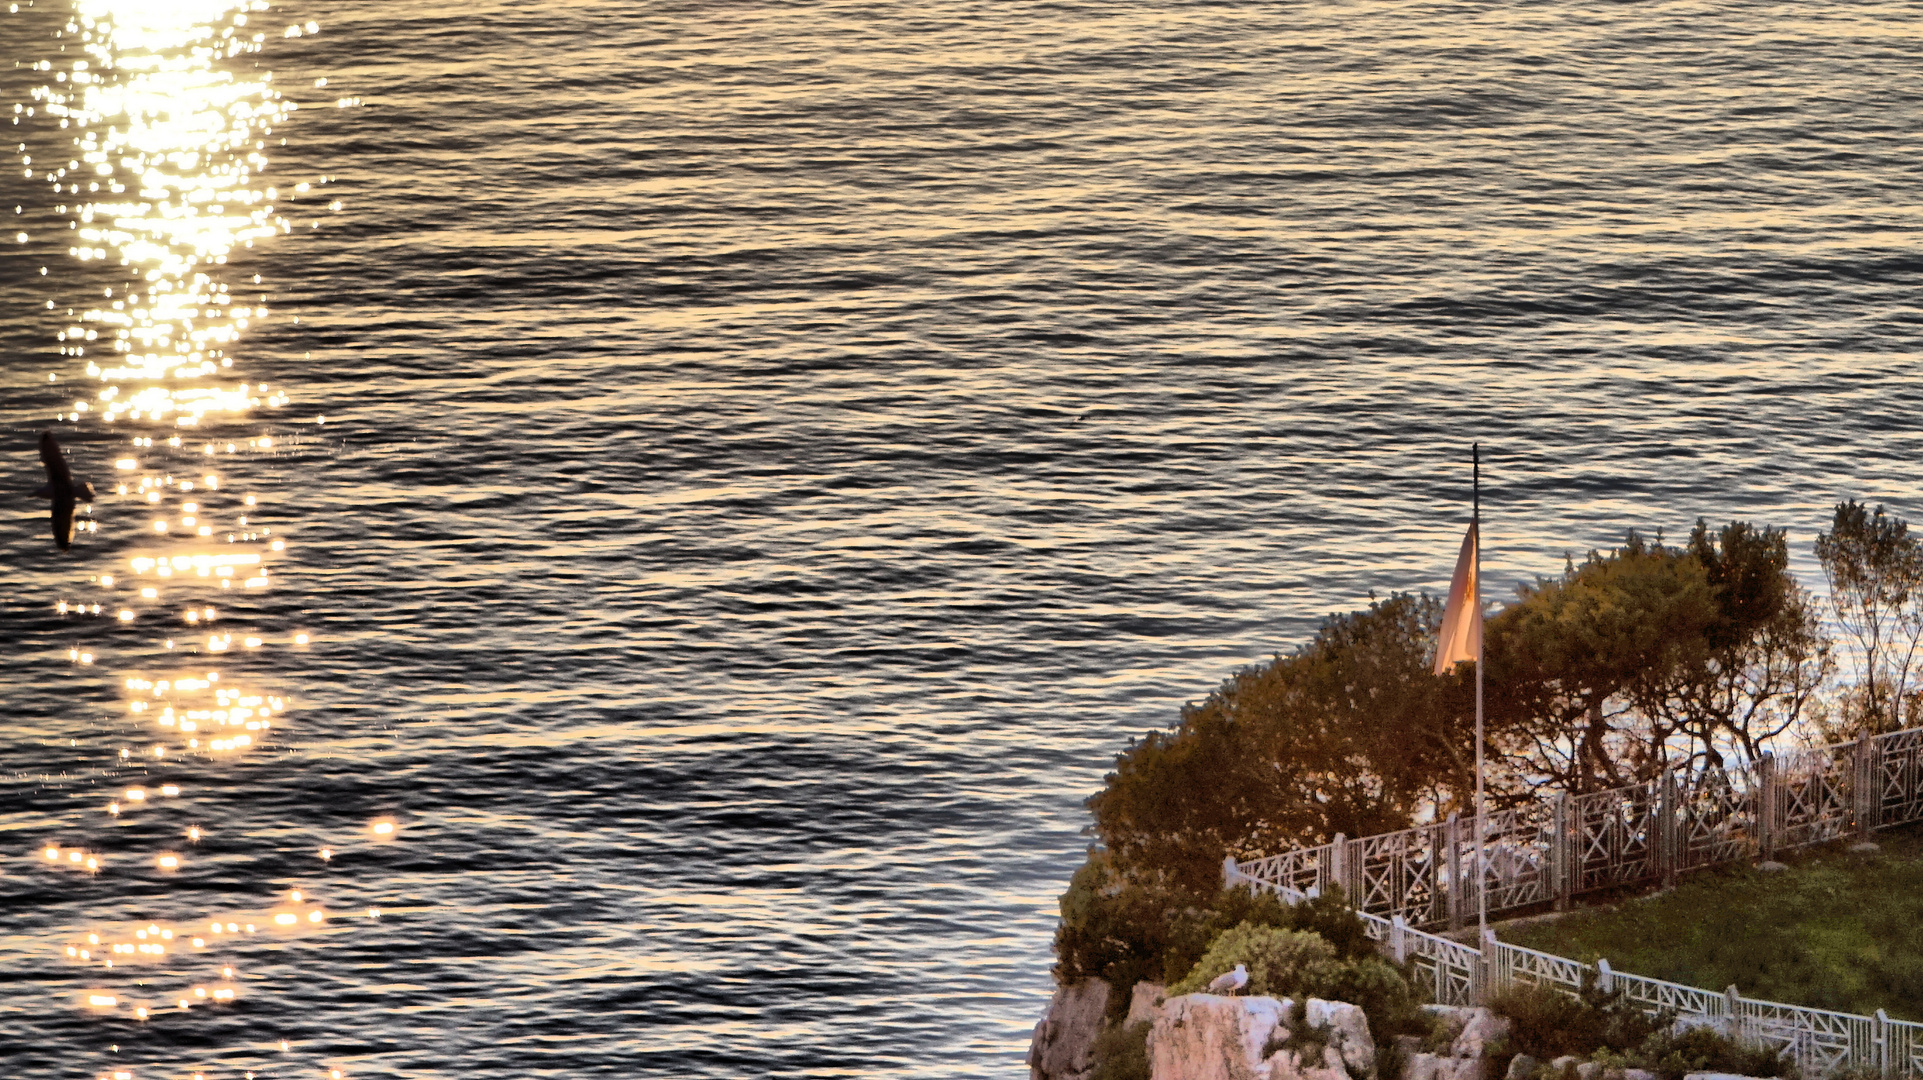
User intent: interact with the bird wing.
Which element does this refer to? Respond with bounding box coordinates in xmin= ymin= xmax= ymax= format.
xmin=51 ymin=498 xmax=74 ymax=549
xmin=40 ymin=433 xmax=74 ymax=488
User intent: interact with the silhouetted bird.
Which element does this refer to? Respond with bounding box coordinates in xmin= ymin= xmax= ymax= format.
xmin=35 ymin=431 xmax=94 ymax=550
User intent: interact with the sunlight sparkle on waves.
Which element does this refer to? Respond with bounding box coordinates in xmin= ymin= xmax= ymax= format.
xmin=11 ymin=4 xmax=389 ymax=1075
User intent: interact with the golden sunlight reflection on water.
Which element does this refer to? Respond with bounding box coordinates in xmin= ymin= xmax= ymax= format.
xmin=14 ymin=3 xmax=376 ymax=1074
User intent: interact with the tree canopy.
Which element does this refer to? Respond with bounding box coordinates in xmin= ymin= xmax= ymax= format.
xmin=1086 ymin=592 xmax=1474 ymax=891
xmin=1816 ymin=501 xmax=1923 ymax=735
xmin=1086 ymin=517 xmax=1831 ymax=891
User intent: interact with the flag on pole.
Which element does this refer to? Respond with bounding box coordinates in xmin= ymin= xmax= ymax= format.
xmin=1432 ymin=522 xmax=1481 ymax=675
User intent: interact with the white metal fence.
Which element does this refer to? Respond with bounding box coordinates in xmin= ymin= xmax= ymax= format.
xmin=1221 ymin=872 xmax=1923 ymax=1078
xmin=1231 ymin=728 xmax=1923 ymax=933
xmin=1219 ymin=726 xmax=1923 ymax=1077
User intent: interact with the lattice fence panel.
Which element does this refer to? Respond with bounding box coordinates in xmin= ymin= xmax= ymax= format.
xmin=1354 ymin=823 xmax=1445 ymax=926
xmin=1494 ymin=941 xmax=1589 ymax=999
xmin=1572 ymin=782 xmax=1660 ymax=892
xmin=1675 ymin=764 xmax=1758 ymax=871
xmin=1738 ymin=1001 xmax=1870 ymax=1078
xmin=1877 ymin=729 xmax=1923 ymax=829
xmin=1613 ymin=970 xmax=1730 ymax=1019
xmin=1236 ymin=843 xmax=1332 ymax=897
xmin=1892 ymin=1017 xmax=1923 ymax=1078
xmin=1777 ymin=747 xmax=1855 ymax=850
xmin=1478 ymin=806 xmax=1554 ymax=914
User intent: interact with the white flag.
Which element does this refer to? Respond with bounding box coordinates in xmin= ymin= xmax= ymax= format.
xmin=1433 ymin=522 xmax=1481 ymax=675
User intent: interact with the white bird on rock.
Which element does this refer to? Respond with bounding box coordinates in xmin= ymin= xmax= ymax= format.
xmin=1206 ymin=963 xmax=1248 ymax=995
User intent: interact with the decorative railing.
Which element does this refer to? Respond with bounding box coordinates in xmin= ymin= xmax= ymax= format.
xmin=1234 ymin=873 xmax=1923 ymax=1078
xmin=1221 ymin=726 xmax=1923 ymax=1077
xmin=1230 ymin=727 xmax=1923 ymax=933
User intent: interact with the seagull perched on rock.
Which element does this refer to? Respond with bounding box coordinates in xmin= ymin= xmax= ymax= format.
xmin=1207 ymin=963 xmax=1249 ymax=996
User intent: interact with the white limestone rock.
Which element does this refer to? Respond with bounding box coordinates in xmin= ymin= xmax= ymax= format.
xmin=1129 ymin=982 xmax=1170 ymax=1027
xmin=1267 ymin=1042 xmax=1351 ymax=1080
xmin=1403 ymin=1052 xmax=1441 ymax=1080
xmin=1449 ymin=1008 xmax=1511 ymax=1060
xmin=1148 ymin=993 xmax=1293 ymax=1080
xmin=1400 ymin=1052 xmax=1441 ymax=1080
xmin=1031 ymin=978 xmax=1110 ymax=1080
xmin=1305 ymin=998 xmax=1377 ymax=1080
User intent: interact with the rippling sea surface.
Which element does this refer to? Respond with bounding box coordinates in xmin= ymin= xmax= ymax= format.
xmin=1 ymin=1 xmax=1920 ymax=1076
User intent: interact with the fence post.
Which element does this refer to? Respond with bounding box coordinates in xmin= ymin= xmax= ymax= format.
xmin=1724 ymin=984 xmax=1741 ymax=1042
xmin=1446 ymin=813 xmax=1464 ymax=932
xmin=1758 ymin=753 xmax=1777 ymax=861
xmin=1391 ymin=914 xmax=1407 ymax=965
xmin=1551 ymin=793 xmax=1568 ymax=910
xmin=1876 ymin=1008 xmax=1890 ymax=1078
xmin=1596 ymin=957 xmax=1613 ymax=994
xmin=1331 ymin=834 xmax=1346 ymax=902
xmin=1480 ymin=928 xmax=1498 ymax=1004
xmin=1857 ymin=734 xmax=1878 ymax=837
xmin=1346 ymin=834 xmax=1364 ymax=904
xmin=1660 ymin=767 xmax=1678 ymax=888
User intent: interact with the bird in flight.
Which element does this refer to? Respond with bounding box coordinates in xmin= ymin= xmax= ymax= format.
xmin=34 ymin=431 xmax=95 ymax=550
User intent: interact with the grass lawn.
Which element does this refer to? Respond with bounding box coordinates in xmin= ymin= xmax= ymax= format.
xmin=1500 ymin=824 xmax=1923 ymax=1022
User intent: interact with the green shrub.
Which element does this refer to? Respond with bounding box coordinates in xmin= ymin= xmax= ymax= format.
xmin=1090 ymin=1021 xmax=1151 ymax=1080
xmin=1053 ymin=852 xmax=1376 ymax=1008
xmin=1160 ymin=885 xmax=1298 ymax=984
xmin=1489 ymin=978 xmax=1670 ymax=1061
xmin=1053 ymin=848 xmax=1418 ymax=1042
xmin=1490 ymin=981 xmax=1608 ymax=1061
xmin=1325 ymin=953 xmax=1424 ymax=1040
xmin=1634 ymin=1024 xmax=1787 ymax=1080
xmin=1170 ymin=919 xmax=1425 ymax=1052
xmin=1171 ymin=923 xmax=1339 ymax=997
xmin=1488 ymin=980 xmax=1788 ymax=1080
xmin=1284 ymin=887 xmax=1377 ymax=962
xmin=1053 ymin=852 xmax=1192 ymax=1006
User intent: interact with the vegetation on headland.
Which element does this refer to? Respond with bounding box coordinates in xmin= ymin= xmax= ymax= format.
xmin=1054 ymin=500 xmax=1923 ymax=1043
xmin=1486 ymin=979 xmax=1788 ymax=1080
xmin=1068 ymin=881 xmax=1786 ymax=1080
xmin=1502 ymin=824 xmax=1923 ymax=1022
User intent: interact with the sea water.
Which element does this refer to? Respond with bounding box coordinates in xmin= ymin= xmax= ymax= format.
xmin=0 ymin=1 xmax=1919 ymax=1076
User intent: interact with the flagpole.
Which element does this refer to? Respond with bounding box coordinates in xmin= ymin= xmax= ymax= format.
xmin=1474 ymin=443 xmax=1485 ymax=940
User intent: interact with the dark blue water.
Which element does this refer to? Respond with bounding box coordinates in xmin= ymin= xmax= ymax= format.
xmin=2 ymin=1 xmax=1921 ymax=1076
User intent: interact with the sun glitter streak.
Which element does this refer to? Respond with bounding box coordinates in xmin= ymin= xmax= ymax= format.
xmin=29 ymin=0 xmax=296 ymax=427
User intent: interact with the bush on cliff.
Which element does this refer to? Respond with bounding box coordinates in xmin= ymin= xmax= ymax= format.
xmin=1172 ymin=919 xmax=1423 ymax=1044
xmin=1489 ymin=978 xmax=1667 ymax=1062
xmin=1169 ymin=923 xmax=1338 ymax=997
xmin=1055 ymin=860 xmax=1381 ymax=1008
xmin=1088 ymin=1020 xmax=1151 ymax=1080
xmin=1489 ymin=980 xmax=1786 ymax=1080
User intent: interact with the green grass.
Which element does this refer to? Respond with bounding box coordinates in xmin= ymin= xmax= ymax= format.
xmin=1502 ymin=826 xmax=1923 ymax=1022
